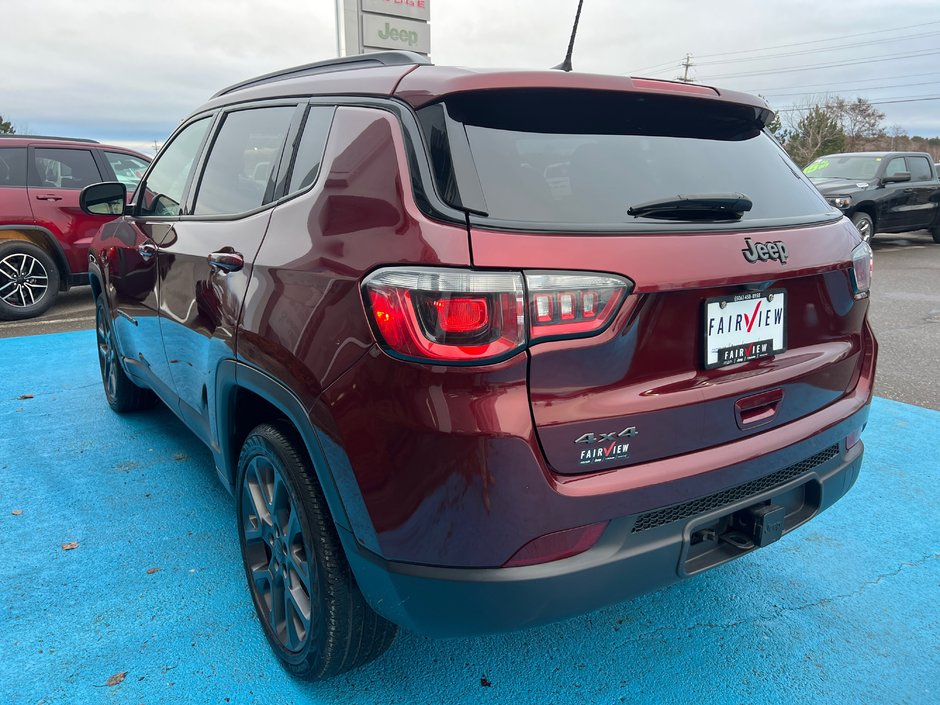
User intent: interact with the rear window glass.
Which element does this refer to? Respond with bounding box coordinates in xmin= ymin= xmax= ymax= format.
xmin=33 ymin=148 xmax=102 ymax=189
xmin=422 ymin=90 xmax=833 ymax=229
xmin=907 ymin=156 xmax=933 ymax=182
xmin=0 ymin=147 xmax=27 ymax=187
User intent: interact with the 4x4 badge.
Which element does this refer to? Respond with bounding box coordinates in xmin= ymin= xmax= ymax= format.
xmin=574 ymin=427 xmax=638 ymax=444
xmin=742 ymin=238 xmax=788 ymax=264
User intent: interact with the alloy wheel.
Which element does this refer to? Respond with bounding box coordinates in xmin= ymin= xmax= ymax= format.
xmin=96 ymin=306 xmax=118 ymax=401
xmin=0 ymin=252 xmax=49 ymax=308
xmin=855 ymin=218 xmax=872 ymax=242
xmin=241 ymin=455 xmax=315 ymax=652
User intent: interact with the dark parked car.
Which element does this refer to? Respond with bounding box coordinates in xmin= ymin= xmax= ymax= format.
xmin=82 ymin=52 xmax=877 ymax=680
xmin=803 ymin=151 xmax=940 ymax=243
xmin=0 ymin=136 xmax=150 ymax=319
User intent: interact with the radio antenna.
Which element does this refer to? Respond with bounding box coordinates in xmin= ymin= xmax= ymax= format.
xmin=553 ymin=0 xmax=584 ymax=72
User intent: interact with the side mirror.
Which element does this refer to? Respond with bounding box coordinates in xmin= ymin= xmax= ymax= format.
xmin=80 ymin=181 xmax=128 ymax=215
xmin=882 ymin=172 xmax=911 ymax=184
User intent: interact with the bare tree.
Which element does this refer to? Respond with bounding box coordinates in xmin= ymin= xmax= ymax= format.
xmin=828 ymin=97 xmax=886 ymax=151
xmin=775 ymin=98 xmax=846 ymax=166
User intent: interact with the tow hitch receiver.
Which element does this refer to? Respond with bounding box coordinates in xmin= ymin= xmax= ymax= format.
xmin=736 ymin=503 xmax=786 ymax=548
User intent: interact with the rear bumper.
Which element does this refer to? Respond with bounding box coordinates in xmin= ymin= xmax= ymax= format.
xmin=343 ymin=435 xmax=865 ymax=637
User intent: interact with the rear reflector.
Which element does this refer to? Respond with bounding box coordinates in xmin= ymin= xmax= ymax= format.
xmin=845 ymin=427 xmax=864 ymax=450
xmin=503 ymin=522 xmax=608 ymax=567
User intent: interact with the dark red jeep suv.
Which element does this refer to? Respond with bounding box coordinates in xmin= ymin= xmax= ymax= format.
xmin=81 ymin=51 xmax=877 ymax=680
xmin=0 ymin=135 xmax=149 ymax=319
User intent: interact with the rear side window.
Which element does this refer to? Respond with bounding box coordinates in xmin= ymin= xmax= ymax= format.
xmin=194 ymin=106 xmax=294 ymax=216
xmin=420 ymin=89 xmax=833 ymax=229
xmin=104 ymin=151 xmax=150 ymax=189
xmin=0 ymin=148 xmax=27 ymax=187
xmin=139 ymin=117 xmax=211 ymax=217
xmin=32 ymin=148 xmax=101 ymax=189
xmin=907 ymin=156 xmax=933 ymax=182
xmin=286 ymin=106 xmax=333 ymax=195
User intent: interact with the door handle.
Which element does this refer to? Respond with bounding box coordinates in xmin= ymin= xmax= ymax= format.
xmin=138 ymin=241 xmax=158 ymax=259
xmin=903 ymin=188 xmax=915 ymax=193
xmin=35 ymin=194 xmax=62 ymax=201
xmin=208 ymin=250 xmax=244 ymax=272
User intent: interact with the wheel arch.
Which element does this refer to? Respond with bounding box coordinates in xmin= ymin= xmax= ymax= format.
xmin=0 ymin=225 xmax=72 ymax=291
xmin=214 ymin=360 xmax=354 ymax=536
xmin=851 ymin=202 xmax=877 ymax=227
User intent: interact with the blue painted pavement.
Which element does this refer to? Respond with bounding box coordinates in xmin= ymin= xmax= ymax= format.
xmin=1 ymin=330 xmax=938 ymax=704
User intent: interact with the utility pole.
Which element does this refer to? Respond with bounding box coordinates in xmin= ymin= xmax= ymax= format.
xmin=676 ymin=53 xmax=694 ymax=83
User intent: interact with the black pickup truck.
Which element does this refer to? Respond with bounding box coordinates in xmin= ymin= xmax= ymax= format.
xmin=803 ymin=151 xmax=940 ymax=243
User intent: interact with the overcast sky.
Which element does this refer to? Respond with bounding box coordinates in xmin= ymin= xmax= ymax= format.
xmin=5 ymin=0 xmax=940 ymax=153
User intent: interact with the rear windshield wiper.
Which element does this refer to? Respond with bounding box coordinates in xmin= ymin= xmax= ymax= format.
xmin=627 ymin=193 xmax=753 ymax=220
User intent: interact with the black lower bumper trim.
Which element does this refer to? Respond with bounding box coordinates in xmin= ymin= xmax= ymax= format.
xmin=342 ymin=441 xmax=864 ymax=637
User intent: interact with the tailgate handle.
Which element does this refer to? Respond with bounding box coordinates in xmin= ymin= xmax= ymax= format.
xmin=735 ymin=388 xmax=783 ymax=430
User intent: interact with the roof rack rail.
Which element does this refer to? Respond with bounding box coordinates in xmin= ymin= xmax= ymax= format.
xmin=213 ymin=51 xmax=432 ymax=99
xmin=0 ymin=134 xmax=99 ymax=144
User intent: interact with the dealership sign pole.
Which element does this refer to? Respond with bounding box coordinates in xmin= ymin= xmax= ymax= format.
xmin=335 ymin=0 xmax=431 ymax=57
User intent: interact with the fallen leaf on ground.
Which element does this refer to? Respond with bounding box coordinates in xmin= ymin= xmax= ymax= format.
xmin=146 ymin=567 xmax=161 ymax=575
xmin=61 ymin=542 xmax=79 ymax=551
xmin=11 ymin=510 xmax=23 ymax=516
xmin=17 ymin=394 xmax=34 ymax=400
xmin=480 ymin=675 xmax=492 ymax=687
xmin=105 ymin=672 xmax=127 ymax=687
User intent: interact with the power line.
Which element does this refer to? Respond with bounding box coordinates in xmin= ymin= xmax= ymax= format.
xmin=693 ymin=30 xmax=940 ymax=67
xmin=696 ymin=48 xmax=940 ymax=81
xmin=761 ymin=79 xmax=940 ymax=99
xmin=745 ymin=71 xmax=940 ymax=94
xmin=694 ymin=19 xmax=940 ymax=60
xmin=774 ymin=95 xmax=940 ymax=112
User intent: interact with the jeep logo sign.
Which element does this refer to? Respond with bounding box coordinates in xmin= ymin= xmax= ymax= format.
xmin=742 ymin=238 xmax=789 ymax=264
xmin=362 ymin=13 xmax=430 ymax=53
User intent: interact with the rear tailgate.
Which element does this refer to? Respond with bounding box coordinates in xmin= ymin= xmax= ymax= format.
xmin=471 ymin=218 xmax=869 ymax=473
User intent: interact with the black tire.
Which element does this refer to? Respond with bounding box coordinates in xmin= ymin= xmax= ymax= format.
xmin=0 ymin=240 xmax=60 ymax=320
xmin=931 ymin=226 xmax=940 ymax=244
xmin=850 ymin=212 xmax=874 ymax=243
xmin=95 ymin=294 xmax=156 ymax=412
xmin=235 ymin=422 xmax=396 ymax=680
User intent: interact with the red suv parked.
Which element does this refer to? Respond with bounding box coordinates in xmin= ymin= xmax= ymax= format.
xmin=0 ymin=135 xmax=149 ymax=319
xmin=82 ymin=52 xmax=877 ymax=680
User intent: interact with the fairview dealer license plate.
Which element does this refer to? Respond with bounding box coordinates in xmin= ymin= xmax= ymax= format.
xmin=703 ymin=290 xmax=786 ymax=369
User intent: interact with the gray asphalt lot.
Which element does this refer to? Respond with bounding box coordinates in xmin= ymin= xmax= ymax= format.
xmin=1 ymin=229 xmax=937 ymax=409
xmin=0 ymin=286 xmax=96 ymax=339
xmin=867 ymin=228 xmax=940 ymax=411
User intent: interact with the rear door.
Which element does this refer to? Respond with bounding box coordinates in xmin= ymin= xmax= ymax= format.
xmin=426 ymin=88 xmax=868 ymax=474
xmin=156 ymin=103 xmax=299 ymax=441
xmin=903 ymin=155 xmax=937 ymax=229
xmin=27 ymin=145 xmax=108 ymax=277
xmin=0 ymin=146 xmax=33 ymax=225
xmin=877 ymin=156 xmax=916 ymax=231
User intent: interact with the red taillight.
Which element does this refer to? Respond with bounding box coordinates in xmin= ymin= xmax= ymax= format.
xmin=362 ymin=268 xmax=632 ymax=363
xmin=850 ymin=241 xmax=872 ymax=299
xmin=526 ymin=272 xmax=628 ymax=341
xmin=433 ymin=297 xmax=489 ymax=333
xmin=503 ymin=521 xmax=608 ymax=567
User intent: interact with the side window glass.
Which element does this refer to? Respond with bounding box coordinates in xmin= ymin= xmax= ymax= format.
xmin=193 ymin=106 xmax=294 ymax=216
xmin=33 ymin=149 xmax=101 ymax=189
xmin=0 ymin=148 xmax=27 ymax=187
xmin=287 ymin=107 xmax=333 ymax=195
xmin=104 ymin=152 xmax=150 ymax=189
xmin=884 ymin=157 xmax=907 ymax=177
xmin=139 ymin=117 xmax=211 ymax=217
xmin=906 ymin=156 xmax=932 ymax=182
